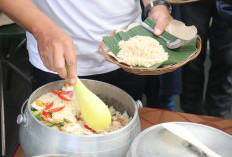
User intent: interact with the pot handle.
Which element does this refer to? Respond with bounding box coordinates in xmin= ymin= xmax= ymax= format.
xmin=17 ymin=99 xmax=28 ymax=125
xmin=135 ymin=100 xmax=143 ymax=109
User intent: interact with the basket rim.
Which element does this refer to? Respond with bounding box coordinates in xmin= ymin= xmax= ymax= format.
xmin=98 ymin=31 xmax=202 ymax=75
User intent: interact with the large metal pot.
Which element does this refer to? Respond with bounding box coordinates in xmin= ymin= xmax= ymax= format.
xmin=17 ymin=79 xmax=142 ymax=157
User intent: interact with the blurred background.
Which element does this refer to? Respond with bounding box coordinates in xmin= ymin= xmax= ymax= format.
xmin=0 ymin=23 xmax=31 ymax=156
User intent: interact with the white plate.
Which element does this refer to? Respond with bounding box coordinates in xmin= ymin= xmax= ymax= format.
xmin=127 ymin=122 xmax=232 ymax=157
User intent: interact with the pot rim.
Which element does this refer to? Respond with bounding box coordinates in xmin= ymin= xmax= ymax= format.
xmin=26 ymin=79 xmax=139 ymax=138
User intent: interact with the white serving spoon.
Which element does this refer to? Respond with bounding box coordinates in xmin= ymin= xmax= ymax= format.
xmin=162 ymin=123 xmax=222 ymax=157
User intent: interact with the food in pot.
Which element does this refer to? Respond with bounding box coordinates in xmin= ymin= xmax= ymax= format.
xmin=30 ymin=83 xmax=132 ymax=135
xmin=117 ymin=36 xmax=169 ymax=67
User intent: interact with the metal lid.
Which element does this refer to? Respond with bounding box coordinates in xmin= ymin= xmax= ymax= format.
xmin=127 ymin=122 xmax=232 ymax=157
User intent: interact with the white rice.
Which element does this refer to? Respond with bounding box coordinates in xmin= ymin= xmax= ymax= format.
xmin=117 ymin=36 xmax=169 ymax=67
xmin=32 ymin=91 xmax=132 ymax=135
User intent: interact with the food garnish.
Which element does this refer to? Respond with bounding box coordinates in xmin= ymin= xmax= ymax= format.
xmin=45 ymin=101 xmax=54 ymax=110
xmin=58 ymin=94 xmax=71 ymax=101
xmin=47 ymin=106 xmax=65 ymax=112
xmin=43 ymin=111 xmax=52 ymax=118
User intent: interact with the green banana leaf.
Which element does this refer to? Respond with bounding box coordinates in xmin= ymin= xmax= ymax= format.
xmin=103 ymin=18 xmax=197 ymax=68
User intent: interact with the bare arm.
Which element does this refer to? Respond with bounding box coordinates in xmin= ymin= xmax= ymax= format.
xmin=0 ymin=0 xmax=77 ymax=84
xmin=142 ymin=0 xmax=173 ymax=36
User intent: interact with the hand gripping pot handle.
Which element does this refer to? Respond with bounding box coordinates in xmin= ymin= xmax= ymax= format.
xmin=135 ymin=100 xmax=143 ymax=109
xmin=17 ymin=99 xmax=28 ymax=125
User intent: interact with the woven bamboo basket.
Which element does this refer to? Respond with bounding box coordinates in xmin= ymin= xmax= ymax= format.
xmin=99 ymin=30 xmax=201 ymax=75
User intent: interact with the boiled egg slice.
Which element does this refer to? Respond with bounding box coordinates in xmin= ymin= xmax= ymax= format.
xmin=62 ymin=83 xmax=74 ymax=92
xmin=31 ymin=101 xmax=45 ymax=110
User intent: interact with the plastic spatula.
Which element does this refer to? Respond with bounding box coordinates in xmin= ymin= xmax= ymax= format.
xmin=73 ymin=78 xmax=111 ymax=130
xmin=65 ymin=64 xmax=111 ymax=130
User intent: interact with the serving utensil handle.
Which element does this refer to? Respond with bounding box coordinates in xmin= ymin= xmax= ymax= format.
xmin=162 ymin=123 xmax=222 ymax=157
xmin=135 ymin=100 xmax=143 ymax=109
xmin=17 ymin=99 xmax=28 ymax=125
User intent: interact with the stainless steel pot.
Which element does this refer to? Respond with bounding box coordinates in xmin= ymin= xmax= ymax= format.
xmin=17 ymin=79 xmax=142 ymax=157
